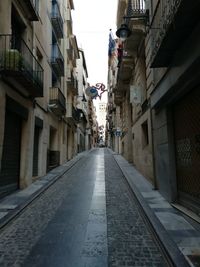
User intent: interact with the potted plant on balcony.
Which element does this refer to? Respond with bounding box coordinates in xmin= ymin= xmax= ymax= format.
xmin=4 ymin=49 xmax=22 ymax=71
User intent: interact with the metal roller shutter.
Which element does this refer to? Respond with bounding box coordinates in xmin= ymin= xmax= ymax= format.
xmin=0 ymin=110 xmax=21 ymax=198
xmin=174 ymin=87 xmax=200 ymax=214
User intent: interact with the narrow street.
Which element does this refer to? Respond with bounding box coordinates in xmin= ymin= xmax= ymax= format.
xmin=0 ymin=149 xmax=168 ymax=267
xmin=1 ymin=0 xmax=200 ymax=266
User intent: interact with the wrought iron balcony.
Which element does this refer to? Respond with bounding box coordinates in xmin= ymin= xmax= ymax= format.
xmin=116 ymin=51 xmax=134 ymax=94
xmin=125 ymin=0 xmax=146 ymax=21
xmin=51 ymin=43 xmax=64 ymax=77
xmin=150 ymin=0 xmax=200 ymax=67
xmin=117 ymin=53 xmax=134 ymax=84
xmin=114 ymin=91 xmax=124 ymax=105
xmin=67 ymin=70 xmax=78 ymax=95
xmin=51 ymin=0 xmax=64 ymax=39
xmin=66 ymin=38 xmax=73 ymax=61
xmin=66 ymin=36 xmax=79 ymax=67
xmin=49 ymin=87 xmax=66 ymax=116
xmin=122 ymin=0 xmax=147 ymax=53
xmin=66 ymin=103 xmax=80 ymax=125
xmin=0 ymin=34 xmax=43 ymax=97
xmin=22 ymin=0 xmax=39 ymax=21
xmin=66 ymin=8 xmax=73 ymax=35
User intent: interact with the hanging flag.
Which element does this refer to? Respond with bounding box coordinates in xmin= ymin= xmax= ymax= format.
xmin=108 ymin=30 xmax=116 ymax=57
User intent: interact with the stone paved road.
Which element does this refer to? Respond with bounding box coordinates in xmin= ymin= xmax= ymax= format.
xmin=104 ymin=150 xmax=167 ymax=267
xmin=0 ymin=149 xmax=168 ymax=266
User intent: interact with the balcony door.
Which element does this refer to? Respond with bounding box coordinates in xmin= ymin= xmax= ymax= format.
xmin=11 ymin=5 xmax=26 ymax=50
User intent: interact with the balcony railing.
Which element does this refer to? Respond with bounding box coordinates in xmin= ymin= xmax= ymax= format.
xmin=67 ymin=70 xmax=78 ymax=95
xmin=66 ymin=8 xmax=72 ymax=35
xmin=72 ymin=106 xmax=81 ymax=122
xmin=121 ymin=0 xmax=148 ymax=54
xmin=51 ymin=0 xmax=63 ymax=39
xmin=150 ymin=0 xmax=200 ymax=67
xmin=66 ymin=38 xmax=73 ymax=61
xmin=22 ymin=0 xmax=39 ymax=21
xmin=0 ymin=34 xmax=43 ymax=97
xmin=125 ymin=0 xmax=146 ymax=22
xmin=66 ymin=37 xmax=78 ymax=68
xmin=114 ymin=91 xmax=124 ymax=105
xmin=49 ymin=87 xmax=66 ymax=116
xmin=117 ymin=53 xmax=134 ymax=81
xmin=51 ymin=43 xmax=64 ymax=77
xmin=66 ymin=103 xmax=80 ymax=125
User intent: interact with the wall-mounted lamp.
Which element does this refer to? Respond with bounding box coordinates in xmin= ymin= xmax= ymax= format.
xmin=116 ymin=24 xmax=131 ymax=42
xmin=116 ymin=0 xmax=149 ymax=42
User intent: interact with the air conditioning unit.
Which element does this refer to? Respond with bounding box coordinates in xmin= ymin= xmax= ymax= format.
xmin=130 ymin=85 xmax=142 ymax=104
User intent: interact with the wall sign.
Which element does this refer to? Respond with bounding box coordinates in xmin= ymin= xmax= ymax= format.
xmin=85 ymin=83 xmax=107 ymax=100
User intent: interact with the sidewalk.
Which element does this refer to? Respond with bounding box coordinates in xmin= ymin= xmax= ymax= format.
xmin=113 ymin=151 xmax=200 ymax=267
xmin=0 ymin=151 xmax=89 ymax=229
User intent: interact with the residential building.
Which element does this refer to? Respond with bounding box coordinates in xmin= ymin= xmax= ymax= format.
xmin=0 ymin=0 xmax=49 ymax=197
xmin=65 ymin=0 xmax=80 ymax=160
xmin=110 ymin=0 xmax=200 ymax=216
xmin=148 ymin=0 xmax=200 ymax=214
xmin=76 ymin=48 xmax=89 ymax=153
xmin=88 ymin=99 xmax=98 ymax=148
xmin=98 ymin=102 xmax=107 ymax=127
xmin=106 ymin=41 xmax=120 ymax=151
xmin=97 ymin=102 xmax=107 ymax=144
xmin=0 ymin=0 xmax=90 ymax=198
xmin=109 ymin=0 xmax=154 ymax=182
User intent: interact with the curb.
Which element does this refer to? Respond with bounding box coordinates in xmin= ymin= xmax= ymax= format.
xmin=0 ymin=151 xmax=88 ymax=230
xmin=113 ymin=154 xmax=191 ymax=267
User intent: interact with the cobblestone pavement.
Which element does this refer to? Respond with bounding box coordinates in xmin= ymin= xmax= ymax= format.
xmin=0 ymin=156 xmax=90 ymax=267
xmin=0 ymin=149 xmax=108 ymax=267
xmin=104 ymin=150 xmax=168 ymax=267
xmin=0 ymin=149 xmax=169 ymax=267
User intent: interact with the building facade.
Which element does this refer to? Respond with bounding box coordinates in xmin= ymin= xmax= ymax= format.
xmin=148 ymin=0 xmax=200 ymax=214
xmin=76 ymin=48 xmax=89 ymax=153
xmin=88 ymin=99 xmax=98 ymax=148
xmin=108 ymin=0 xmax=200 ymax=215
xmin=106 ymin=42 xmax=121 ymax=152
xmin=0 ymin=0 xmax=95 ymax=198
xmin=97 ymin=102 xmax=106 ymax=145
xmin=107 ymin=0 xmax=154 ymax=182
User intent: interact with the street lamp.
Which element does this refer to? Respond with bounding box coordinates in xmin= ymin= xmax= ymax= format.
xmin=116 ymin=23 xmax=131 ymax=42
xmin=116 ymin=0 xmax=149 ymax=42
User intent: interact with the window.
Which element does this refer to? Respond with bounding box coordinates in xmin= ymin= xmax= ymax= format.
xmin=141 ymin=120 xmax=149 ymax=148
